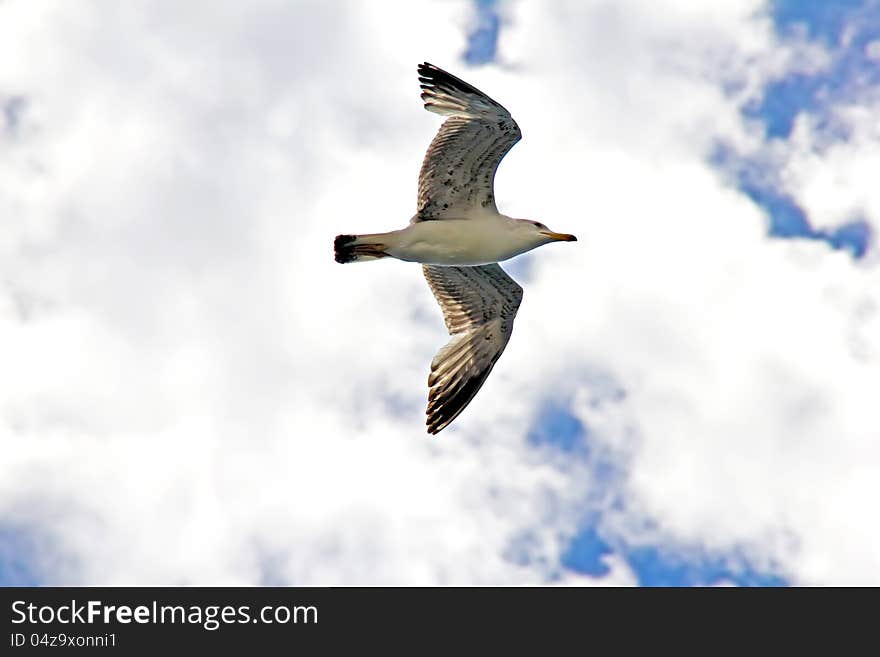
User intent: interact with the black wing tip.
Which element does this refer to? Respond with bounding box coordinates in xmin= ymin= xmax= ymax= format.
xmin=425 ymin=374 xmax=486 ymax=435
xmin=417 ymin=63 xmax=436 ymax=82
xmin=417 ymin=62 xmax=442 ymax=87
xmin=417 ymin=61 xmax=483 ymax=96
xmin=415 ymin=61 xmax=515 ymax=123
xmin=426 ymin=416 xmax=450 ymax=435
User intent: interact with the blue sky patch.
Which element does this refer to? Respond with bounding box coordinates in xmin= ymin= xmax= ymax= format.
xmin=737 ymin=161 xmax=871 ymax=257
xmin=711 ymin=142 xmax=872 ymax=257
xmin=0 ymin=526 xmax=45 ymax=586
xmin=771 ymin=0 xmax=869 ymax=46
xmin=561 ymin=524 xmax=613 ymax=577
xmin=623 ymin=545 xmax=788 ymax=587
xmin=463 ymin=0 xmax=501 ymax=66
xmin=561 ymin=520 xmax=789 ymax=586
xmin=527 ymin=401 xmax=587 ymax=453
xmin=742 ymin=74 xmax=823 ymax=139
xmin=527 ymin=399 xmax=788 ymax=587
xmin=747 ymin=0 xmax=880 ymax=139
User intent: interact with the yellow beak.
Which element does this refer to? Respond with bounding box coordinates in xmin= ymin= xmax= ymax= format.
xmin=540 ymin=231 xmax=578 ymax=242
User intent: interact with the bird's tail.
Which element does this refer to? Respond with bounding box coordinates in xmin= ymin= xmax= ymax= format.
xmin=334 ymin=233 xmax=390 ymax=264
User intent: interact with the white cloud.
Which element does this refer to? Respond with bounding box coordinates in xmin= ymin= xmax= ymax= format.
xmin=781 ymin=106 xmax=880 ymax=232
xmin=503 ymin=0 xmax=880 ymax=584
xmin=1 ymin=0 xmax=878 ymax=585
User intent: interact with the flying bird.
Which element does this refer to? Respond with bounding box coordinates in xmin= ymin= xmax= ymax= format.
xmin=334 ymin=62 xmax=577 ymax=434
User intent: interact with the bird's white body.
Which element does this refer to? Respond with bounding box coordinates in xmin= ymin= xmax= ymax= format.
xmin=364 ymin=214 xmax=552 ymax=266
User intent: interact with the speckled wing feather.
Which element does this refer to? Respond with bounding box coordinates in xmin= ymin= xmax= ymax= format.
xmin=422 ymin=263 xmax=523 ymax=434
xmin=415 ymin=62 xmax=521 ymax=221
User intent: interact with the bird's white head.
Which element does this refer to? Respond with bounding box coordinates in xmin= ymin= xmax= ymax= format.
xmin=515 ymin=219 xmax=578 ymax=247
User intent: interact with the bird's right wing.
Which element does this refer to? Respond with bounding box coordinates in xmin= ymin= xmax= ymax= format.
xmin=422 ymin=263 xmax=523 ymax=434
xmin=414 ymin=62 xmax=521 ymax=222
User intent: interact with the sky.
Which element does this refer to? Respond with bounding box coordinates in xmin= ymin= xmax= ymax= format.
xmin=1 ymin=0 xmax=879 ymax=586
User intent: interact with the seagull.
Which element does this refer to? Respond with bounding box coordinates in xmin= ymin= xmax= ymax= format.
xmin=334 ymin=62 xmax=577 ymax=434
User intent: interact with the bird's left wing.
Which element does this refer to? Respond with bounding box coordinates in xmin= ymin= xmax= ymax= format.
xmin=422 ymin=263 xmax=523 ymax=434
xmin=414 ymin=62 xmax=521 ymax=221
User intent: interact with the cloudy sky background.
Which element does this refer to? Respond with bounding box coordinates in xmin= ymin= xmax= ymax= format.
xmin=1 ymin=0 xmax=879 ymax=586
